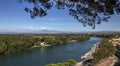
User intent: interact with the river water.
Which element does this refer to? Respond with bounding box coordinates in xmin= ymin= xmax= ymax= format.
xmin=0 ymin=37 xmax=102 ymax=66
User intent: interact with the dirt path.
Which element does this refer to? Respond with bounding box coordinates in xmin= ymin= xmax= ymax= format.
xmin=95 ymin=56 xmax=118 ymax=66
xmin=75 ymin=62 xmax=83 ymax=66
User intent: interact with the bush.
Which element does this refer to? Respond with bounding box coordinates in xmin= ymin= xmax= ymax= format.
xmin=46 ymin=59 xmax=77 ymax=66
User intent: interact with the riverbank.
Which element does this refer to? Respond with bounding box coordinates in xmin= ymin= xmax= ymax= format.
xmin=75 ymin=42 xmax=100 ymax=66
xmin=0 ymin=34 xmax=90 ymax=54
xmin=75 ymin=37 xmax=119 ymax=66
xmin=81 ymin=42 xmax=100 ymax=59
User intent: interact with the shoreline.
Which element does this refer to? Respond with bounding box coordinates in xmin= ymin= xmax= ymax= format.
xmin=81 ymin=42 xmax=100 ymax=59
xmin=75 ymin=42 xmax=101 ymax=66
xmin=75 ymin=37 xmax=120 ymax=66
xmin=30 ymin=39 xmax=90 ymax=49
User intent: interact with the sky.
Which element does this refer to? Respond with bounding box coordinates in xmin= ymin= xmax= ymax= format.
xmin=0 ymin=0 xmax=120 ymax=33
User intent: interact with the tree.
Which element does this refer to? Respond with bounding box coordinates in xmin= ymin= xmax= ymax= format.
xmin=46 ymin=59 xmax=77 ymax=66
xmin=18 ymin=0 xmax=120 ymax=29
xmin=0 ymin=42 xmax=7 ymax=54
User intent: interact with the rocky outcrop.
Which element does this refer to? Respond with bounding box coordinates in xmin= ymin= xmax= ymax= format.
xmin=114 ymin=45 xmax=120 ymax=66
xmin=75 ymin=42 xmax=100 ymax=66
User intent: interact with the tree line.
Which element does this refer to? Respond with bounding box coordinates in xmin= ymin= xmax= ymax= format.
xmin=0 ymin=34 xmax=90 ymax=54
xmin=46 ymin=59 xmax=77 ymax=66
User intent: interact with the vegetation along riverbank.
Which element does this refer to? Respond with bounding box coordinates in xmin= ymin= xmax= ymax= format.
xmin=75 ymin=35 xmax=120 ymax=66
xmin=0 ymin=34 xmax=90 ymax=54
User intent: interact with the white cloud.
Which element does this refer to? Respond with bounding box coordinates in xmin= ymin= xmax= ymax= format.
xmin=0 ymin=27 xmax=49 ymax=33
xmin=38 ymin=27 xmax=47 ymax=30
xmin=26 ymin=27 xmax=48 ymax=31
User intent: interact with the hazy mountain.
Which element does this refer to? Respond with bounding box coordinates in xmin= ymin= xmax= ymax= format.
xmin=0 ymin=28 xmax=120 ymax=34
xmin=0 ymin=30 xmax=63 ymax=34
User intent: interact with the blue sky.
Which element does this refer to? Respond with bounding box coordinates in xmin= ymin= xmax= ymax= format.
xmin=0 ymin=0 xmax=120 ymax=32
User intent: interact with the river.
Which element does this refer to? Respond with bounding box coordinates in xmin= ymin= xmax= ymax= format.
xmin=0 ymin=37 xmax=102 ymax=66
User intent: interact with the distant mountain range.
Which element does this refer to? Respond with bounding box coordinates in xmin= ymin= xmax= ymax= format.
xmin=0 ymin=29 xmax=120 ymax=34
xmin=0 ymin=30 xmax=63 ymax=34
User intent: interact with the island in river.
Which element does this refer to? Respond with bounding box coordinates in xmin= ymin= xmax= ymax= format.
xmin=0 ymin=34 xmax=90 ymax=54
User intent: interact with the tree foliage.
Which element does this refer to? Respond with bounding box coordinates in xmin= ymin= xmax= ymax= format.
xmin=18 ymin=0 xmax=120 ymax=29
xmin=0 ymin=42 xmax=7 ymax=54
xmin=0 ymin=34 xmax=89 ymax=54
xmin=46 ymin=59 xmax=77 ymax=66
xmin=93 ymin=38 xmax=116 ymax=64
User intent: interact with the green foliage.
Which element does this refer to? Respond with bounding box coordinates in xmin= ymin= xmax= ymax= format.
xmin=36 ymin=34 xmax=90 ymax=45
xmin=19 ymin=0 xmax=120 ymax=29
xmin=0 ymin=42 xmax=7 ymax=54
xmin=46 ymin=59 xmax=77 ymax=66
xmin=0 ymin=34 xmax=90 ymax=54
xmin=93 ymin=38 xmax=116 ymax=64
xmin=0 ymin=35 xmax=36 ymax=54
xmin=90 ymin=33 xmax=117 ymax=38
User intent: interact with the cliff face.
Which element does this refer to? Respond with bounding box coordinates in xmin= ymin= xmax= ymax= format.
xmin=108 ymin=38 xmax=120 ymax=66
xmin=114 ymin=45 xmax=120 ymax=66
xmin=116 ymin=45 xmax=120 ymax=59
